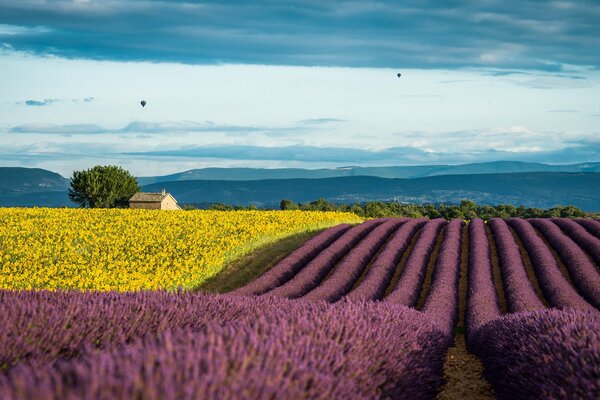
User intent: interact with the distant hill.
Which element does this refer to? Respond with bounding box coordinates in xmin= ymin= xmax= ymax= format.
xmin=0 ymin=190 xmax=73 ymax=207
xmin=1 ymin=166 xmax=599 ymax=211
xmin=136 ymin=161 xmax=600 ymax=184
xmin=0 ymin=167 xmax=69 ymax=197
xmin=141 ymin=172 xmax=600 ymax=211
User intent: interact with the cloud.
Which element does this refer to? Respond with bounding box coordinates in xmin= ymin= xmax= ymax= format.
xmin=9 ymin=119 xmax=341 ymax=137
xmin=483 ymin=70 xmax=532 ymax=77
xmin=3 ymin=127 xmax=598 ymax=173
xmin=122 ymin=142 xmax=600 ymax=165
xmin=9 ymin=121 xmax=598 ymax=165
xmin=10 ymin=123 xmax=106 ymax=134
xmin=0 ymin=1 xmax=598 ymax=70
xmin=23 ymin=98 xmax=58 ymax=106
xmin=17 ymin=97 xmax=95 ymax=106
xmin=0 ymin=23 xmax=51 ymax=36
xmin=123 ymin=145 xmax=430 ymax=164
xmin=546 ymin=109 xmax=580 ymax=113
xmin=298 ymin=118 xmax=345 ymax=125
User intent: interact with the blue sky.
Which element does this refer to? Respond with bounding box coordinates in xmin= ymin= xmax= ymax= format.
xmin=0 ymin=0 xmax=599 ymax=176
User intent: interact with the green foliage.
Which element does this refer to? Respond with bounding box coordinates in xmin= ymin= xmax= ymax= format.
xmin=206 ymin=197 xmax=587 ymax=220
xmin=548 ymin=205 xmax=587 ymax=218
xmin=291 ymin=198 xmax=586 ymax=220
xmin=210 ymin=203 xmax=235 ymax=211
xmin=68 ymin=165 xmax=140 ymax=208
xmin=308 ymin=198 xmax=337 ymax=212
xmin=280 ymin=199 xmax=299 ymax=210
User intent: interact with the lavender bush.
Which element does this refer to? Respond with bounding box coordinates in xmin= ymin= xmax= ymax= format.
xmin=0 ymin=294 xmax=448 ymax=400
xmin=470 ymin=309 xmax=600 ymax=400
xmin=488 ymin=218 xmax=545 ymax=312
xmin=421 ymin=219 xmax=464 ymax=340
xmin=346 ymin=219 xmax=426 ymax=301
xmin=302 ymin=219 xmax=404 ymax=302
xmin=233 ymin=223 xmax=352 ymax=295
xmin=465 ymin=218 xmax=501 ymax=348
xmin=576 ymin=218 xmax=600 ymax=239
xmin=507 ymin=218 xmax=595 ymax=311
xmin=0 ymin=290 xmax=284 ymax=367
xmin=265 ymin=218 xmax=384 ymax=298
xmin=552 ymin=218 xmax=600 ymax=266
xmin=530 ymin=218 xmax=600 ymax=309
xmin=384 ymin=219 xmax=447 ymax=306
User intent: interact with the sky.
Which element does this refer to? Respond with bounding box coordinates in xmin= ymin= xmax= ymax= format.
xmin=0 ymin=0 xmax=599 ymax=177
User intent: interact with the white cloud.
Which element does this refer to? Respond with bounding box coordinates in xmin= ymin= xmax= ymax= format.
xmin=0 ymin=24 xmax=52 ymax=36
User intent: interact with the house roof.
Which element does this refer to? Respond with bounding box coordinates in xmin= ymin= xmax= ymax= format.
xmin=129 ymin=192 xmax=169 ymax=203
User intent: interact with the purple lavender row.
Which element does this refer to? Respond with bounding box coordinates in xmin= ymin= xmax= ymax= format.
xmin=488 ymin=218 xmax=545 ymax=313
xmin=232 ymin=223 xmax=353 ymax=295
xmin=552 ymin=218 xmax=600 ymax=266
xmin=345 ymin=219 xmax=427 ymax=301
xmin=0 ymin=290 xmax=283 ymax=367
xmin=0 ymin=294 xmax=449 ymax=400
xmin=576 ymin=218 xmax=600 ymax=239
xmin=265 ymin=218 xmax=385 ymax=299
xmin=465 ymin=218 xmax=502 ymax=347
xmin=421 ymin=219 xmax=464 ymax=340
xmin=302 ymin=219 xmax=406 ymax=302
xmin=530 ymin=218 xmax=600 ymax=309
xmin=384 ymin=219 xmax=447 ymax=306
xmin=507 ymin=218 xmax=595 ymax=312
xmin=469 ymin=309 xmax=600 ymax=400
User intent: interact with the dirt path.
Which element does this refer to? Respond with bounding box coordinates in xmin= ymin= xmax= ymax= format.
xmin=437 ymin=225 xmax=495 ymax=399
xmin=437 ymin=334 xmax=495 ymax=400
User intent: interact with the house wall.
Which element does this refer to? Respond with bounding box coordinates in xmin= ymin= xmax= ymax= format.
xmin=129 ymin=202 xmax=162 ymax=210
xmin=160 ymin=196 xmax=181 ymax=210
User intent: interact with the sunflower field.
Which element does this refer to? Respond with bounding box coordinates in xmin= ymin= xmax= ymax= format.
xmin=0 ymin=208 xmax=361 ymax=291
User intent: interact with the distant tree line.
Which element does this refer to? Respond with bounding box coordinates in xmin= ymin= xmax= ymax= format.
xmin=279 ymin=198 xmax=587 ymax=219
xmin=182 ymin=198 xmax=588 ymax=220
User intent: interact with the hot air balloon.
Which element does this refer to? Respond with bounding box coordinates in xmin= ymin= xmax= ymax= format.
xmin=397 ymin=73 xmax=401 ymax=78
xmin=140 ymin=100 xmax=146 ymax=107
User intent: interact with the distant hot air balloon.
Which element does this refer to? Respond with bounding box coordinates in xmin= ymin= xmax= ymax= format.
xmin=140 ymin=100 xmax=146 ymax=107
xmin=397 ymin=73 xmax=401 ymax=78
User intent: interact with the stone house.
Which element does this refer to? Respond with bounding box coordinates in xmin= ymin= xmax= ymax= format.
xmin=129 ymin=189 xmax=181 ymax=210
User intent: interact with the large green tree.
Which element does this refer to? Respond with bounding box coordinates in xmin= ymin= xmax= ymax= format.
xmin=68 ymin=165 xmax=140 ymax=208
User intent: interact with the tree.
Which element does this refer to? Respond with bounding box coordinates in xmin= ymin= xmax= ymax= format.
xmin=459 ymin=199 xmax=478 ymax=220
xmin=210 ymin=203 xmax=234 ymax=211
xmin=364 ymin=202 xmax=388 ymax=218
xmin=548 ymin=205 xmax=586 ymax=218
xmin=307 ymin=198 xmax=336 ymax=211
xmin=68 ymin=165 xmax=140 ymax=208
xmin=280 ymin=199 xmax=299 ymax=210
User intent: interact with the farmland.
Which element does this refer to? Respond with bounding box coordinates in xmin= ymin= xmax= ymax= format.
xmin=0 ymin=212 xmax=599 ymax=398
xmin=0 ymin=208 xmax=361 ymax=291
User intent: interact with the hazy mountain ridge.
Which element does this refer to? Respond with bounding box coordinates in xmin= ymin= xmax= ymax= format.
xmin=136 ymin=161 xmax=600 ymax=184
xmin=0 ymin=167 xmax=70 ymax=196
xmin=142 ymin=172 xmax=600 ymax=211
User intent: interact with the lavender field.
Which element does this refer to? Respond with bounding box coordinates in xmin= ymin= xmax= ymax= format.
xmin=1 ymin=218 xmax=600 ymax=399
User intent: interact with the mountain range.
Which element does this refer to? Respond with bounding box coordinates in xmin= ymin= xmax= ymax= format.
xmin=136 ymin=161 xmax=600 ymax=185
xmin=0 ymin=162 xmax=599 ymax=211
